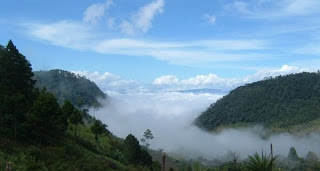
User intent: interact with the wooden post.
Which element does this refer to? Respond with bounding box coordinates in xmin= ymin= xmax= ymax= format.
xmin=6 ymin=162 xmax=13 ymax=171
xmin=161 ymin=153 xmax=166 ymax=171
xmin=270 ymin=143 xmax=273 ymax=171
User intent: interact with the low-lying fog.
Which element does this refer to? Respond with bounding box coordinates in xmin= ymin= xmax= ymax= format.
xmin=91 ymin=92 xmax=320 ymax=160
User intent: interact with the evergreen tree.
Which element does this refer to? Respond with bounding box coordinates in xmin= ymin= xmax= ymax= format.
xmin=288 ymin=147 xmax=299 ymax=161
xmin=124 ymin=134 xmax=141 ymax=165
xmin=0 ymin=40 xmax=35 ymax=139
xmin=27 ymin=89 xmax=64 ymax=144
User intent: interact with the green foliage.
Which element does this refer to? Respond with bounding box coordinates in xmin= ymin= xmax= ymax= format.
xmin=141 ymin=128 xmax=154 ymax=148
xmin=196 ymin=72 xmax=320 ymax=131
xmin=124 ymin=134 xmax=142 ymax=165
xmin=34 ymin=69 xmax=106 ymax=107
xmin=140 ymin=149 xmax=153 ymax=167
xmin=62 ymin=100 xmax=83 ymax=126
xmin=192 ymin=162 xmax=209 ymax=171
xmin=288 ymin=147 xmax=299 ymax=161
xmin=0 ymin=40 xmax=36 ymax=139
xmin=123 ymin=134 xmax=153 ymax=168
xmin=244 ymin=151 xmax=276 ymax=171
xmin=26 ymin=89 xmax=66 ymax=145
xmin=91 ymin=120 xmax=110 ymax=140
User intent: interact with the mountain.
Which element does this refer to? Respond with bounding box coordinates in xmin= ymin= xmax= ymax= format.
xmin=177 ymin=88 xmax=228 ymax=94
xmin=195 ymin=72 xmax=320 ymax=131
xmin=0 ymin=41 xmax=160 ymax=171
xmin=34 ymin=70 xmax=106 ymax=107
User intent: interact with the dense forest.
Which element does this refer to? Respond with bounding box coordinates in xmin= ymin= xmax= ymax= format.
xmin=34 ymin=70 xmax=106 ymax=108
xmin=0 ymin=40 xmax=159 ymax=170
xmin=195 ymin=72 xmax=320 ymax=131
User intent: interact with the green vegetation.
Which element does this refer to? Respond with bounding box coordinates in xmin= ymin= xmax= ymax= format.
xmin=0 ymin=40 xmax=158 ymax=170
xmin=195 ymin=72 xmax=320 ymax=131
xmin=34 ymin=69 xmax=106 ymax=108
xmin=141 ymin=129 xmax=154 ymax=149
xmin=244 ymin=151 xmax=276 ymax=171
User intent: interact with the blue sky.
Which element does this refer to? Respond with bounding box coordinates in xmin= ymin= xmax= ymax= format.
xmin=1 ymin=0 xmax=320 ymax=91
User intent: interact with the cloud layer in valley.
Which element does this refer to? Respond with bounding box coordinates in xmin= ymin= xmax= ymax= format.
xmin=92 ymin=91 xmax=320 ymax=160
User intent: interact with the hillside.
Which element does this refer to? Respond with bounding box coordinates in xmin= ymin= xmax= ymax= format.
xmin=195 ymin=72 xmax=320 ymax=131
xmin=34 ymin=70 xmax=106 ymax=108
xmin=0 ymin=41 xmax=160 ymax=171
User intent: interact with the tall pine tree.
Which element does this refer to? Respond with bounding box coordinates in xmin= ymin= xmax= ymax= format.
xmin=0 ymin=40 xmax=35 ymax=139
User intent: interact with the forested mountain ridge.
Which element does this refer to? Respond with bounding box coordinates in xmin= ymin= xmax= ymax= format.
xmin=195 ymin=72 xmax=320 ymax=131
xmin=0 ymin=40 xmax=160 ymax=170
xmin=34 ymin=70 xmax=106 ymax=108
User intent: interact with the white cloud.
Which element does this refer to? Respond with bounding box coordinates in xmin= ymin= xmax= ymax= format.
xmin=23 ymin=20 xmax=268 ymax=66
xmin=119 ymin=20 xmax=135 ymax=35
xmin=133 ymin=0 xmax=164 ymax=32
xmin=23 ymin=21 xmax=95 ymax=49
xmin=93 ymin=91 xmax=320 ymax=159
xmin=225 ymin=0 xmax=320 ymax=19
xmin=153 ymin=73 xmax=240 ymax=90
xmin=120 ymin=0 xmax=165 ymax=35
xmin=71 ymin=65 xmax=316 ymax=94
xmin=153 ymin=75 xmax=179 ymax=85
xmin=72 ymin=71 xmax=140 ymax=93
xmin=152 ymin=65 xmax=316 ymax=91
xmin=203 ymin=14 xmax=216 ymax=24
xmin=284 ymin=0 xmax=320 ymax=16
xmin=83 ymin=0 xmax=113 ymax=24
xmin=243 ymin=64 xmax=313 ymax=82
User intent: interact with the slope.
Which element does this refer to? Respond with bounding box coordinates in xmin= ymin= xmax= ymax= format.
xmin=195 ymin=72 xmax=320 ymax=131
xmin=34 ymin=69 xmax=106 ymax=108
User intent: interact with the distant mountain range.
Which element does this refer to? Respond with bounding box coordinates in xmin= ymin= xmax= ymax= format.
xmin=176 ymin=88 xmax=228 ymax=94
xmin=195 ymin=72 xmax=320 ymax=133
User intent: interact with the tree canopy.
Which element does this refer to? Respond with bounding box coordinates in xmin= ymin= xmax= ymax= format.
xmin=195 ymin=72 xmax=320 ymax=131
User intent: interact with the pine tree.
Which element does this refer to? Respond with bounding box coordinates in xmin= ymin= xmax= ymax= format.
xmin=0 ymin=40 xmax=35 ymax=139
xmin=27 ymin=89 xmax=64 ymax=144
xmin=124 ymin=134 xmax=141 ymax=165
